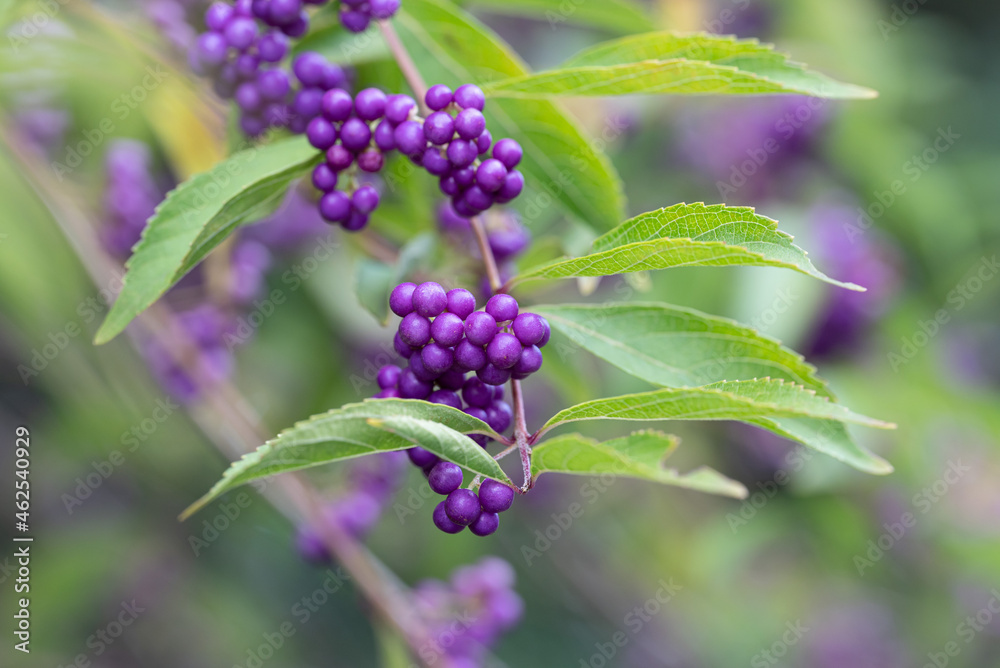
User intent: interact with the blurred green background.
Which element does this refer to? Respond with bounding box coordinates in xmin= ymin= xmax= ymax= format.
xmin=2 ymin=0 xmax=999 ymax=666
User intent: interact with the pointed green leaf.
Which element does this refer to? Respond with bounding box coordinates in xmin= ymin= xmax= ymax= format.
xmin=540 ymin=379 xmax=894 ymax=475
xmin=469 ymin=0 xmax=654 ymax=35
xmin=95 ymin=137 xmax=320 ymax=344
xmin=395 ymin=0 xmax=625 ymax=231
xmin=181 ymin=399 xmax=507 ymax=519
xmin=483 ymin=32 xmax=876 ymax=99
xmin=510 ymin=203 xmax=863 ymax=290
xmin=533 ymin=302 xmax=829 ymax=393
xmin=532 ymin=430 xmax=747 ymax=498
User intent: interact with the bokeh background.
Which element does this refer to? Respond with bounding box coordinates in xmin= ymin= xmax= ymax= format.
xmin=2 ymin=0 xmax=1000 ymax=666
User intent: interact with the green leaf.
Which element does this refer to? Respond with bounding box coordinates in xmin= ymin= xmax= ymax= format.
xmin=394 ymin=0 xmax=625 ymax=231
xmin=95 ymin=137 xmax=320 ymax=344
xmin=468 ymin=0 xmax=654 ymax=35
xmin=540 ymin=379 xmax=894 ymax=475
xmin=532 ymin=302 xmax=829 ymax=393
xmin=354 ymin=233 xmax=436 ymax=324
xmin=292 ymin=23 xmax=391 ymax=64
xmin=532 ymin=430 xmax=747 ymax=498
xmin=483 ymin=32 xmax=876 ymax=99
xmin=510 ymin=203 xmax=863 ymax=291
xmin=181 ymin=399 xmax=508 ymax=519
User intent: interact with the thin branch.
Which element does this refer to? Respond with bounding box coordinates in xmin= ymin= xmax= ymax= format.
xmin=470 ymin=215 xmax=503 ymax=294
xmin=377 ymin=20 xmax=429 ymax=114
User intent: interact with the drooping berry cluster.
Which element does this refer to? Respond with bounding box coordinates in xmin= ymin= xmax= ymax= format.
xmin=339 ymin=0 xmax=402 ymax=32
xmin=306 ymin=83 xmax=524 ymax=231
xmin=192 ymin=2 xmax=351 ymax=136
xmin=412 ymin=557 xmax=523 ymax=664
xmin=372 ymin=281 xmax=549 ymax=535
xmin=295 ymin=451 xmax=408 ymax=563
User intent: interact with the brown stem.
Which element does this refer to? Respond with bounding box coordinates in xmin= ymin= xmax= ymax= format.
xmin=377 ymin=20 xmax=429 ymax=114
xmin=510 ymin=379 xmax=533 ymax=491
xmin=470 ymin=215 xmax=503 ymax=294
xmin=0 ymin=120 xmax=453 ymax=668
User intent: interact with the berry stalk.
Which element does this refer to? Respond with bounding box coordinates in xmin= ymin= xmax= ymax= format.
xmin=377 ymin=19 xmax=430 ymax=114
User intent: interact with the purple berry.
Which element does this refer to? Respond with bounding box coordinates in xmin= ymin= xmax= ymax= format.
xmin=430 ymin=312 xmax=465 ymax=347
xmin=409 ymin=354 xmax=439 ymax=382
xmin=425 ymin=84 xmax=453 ymax=111
xmin=295 ymin=527 xmax=330 ymax=564
xmin=268 ymin=0 xmax=302 ymax=24
xmin=512 ymin=313 xmax=545 ymax=346
xmin=462 ymin=377 xmax=493 ymax=408
xmin=394 ymin=120 xmax=426 ymax=156
xmin=446 ymin=288 xmax=476 ymax=319
xmin=385 ymin=94 xmax=416 ymax=124
xmin=370 ymin=0 xmax=401 ymax=20
xmin=322 ymin=88 xmax=353 ymax=122
xmin=398 ymin=369 xmax=433 ymax=399
xmin=311 ymin=163 xmax=338 ymax=192
xmin=339 ymin=117 xmax=372 ymax=151
xmin=428 ymin=390 xmax=462 ymax=410
xmin=352 ymin=185 xmax=380 ymax=213
xmin=399 ymin=312 xmax=432 ymax=347
xmin=537 ymin=317 xmax=551 ymax=347
xmin=389 ymin=282 xmax=416 ymax=317
xmin=355 ymin=88 xmax=387 ymax=121
xmin=437 ymin=369 xmax=466 ymax=391
xmin=293 ymin=87 xmax=324 ymax=119
xmin=424 ymin=111 xmax=455 ymax=145
xmin=196 ymin=32 xmax=228 ymax=68
xmin=357 ymin=148 xmax=384 ymax=172
xmin=476 ymin=158 xmax=507 ymax=193
xmin=433 ymin=501 xmax=464 ymax=534
xmin=486 ymin=401 xmax=513 ymax=433
xmin=465 ymin=311 xmax=498 ymax=346
xmin=487 ymin=332 xmax=522 ymax=370
xmin=421 ymin=148 xmax=451 ymax=176
xmin=497 ymin=170 xmax=524 ymax=201
xmin=446 ymin=138 xmax=477 ymax=167
xmin=485 ymin=294 xmax=518 ymax=322
xmin=454 ymin=340 xmax=487 ymax=371
xmin=224 ymin=17 xmax=258 ymax=50
xmin=377 ymin=364 xmax=402 ymax=389
xmin=512 ymin=345 xmax=542 ymax=378
xmin=412 ymin=282 xmax=448 ymax=318
xmin=306 ymin=117 xmax=337 ymax=149
xmin=374 ymin=120 xmax=396 ymax=151
xmin=440 ymin=177 xmax=459 ymax=196
xmin=340 ymin=8 xmax=370 ymax=32
xmin=492 ymin=138 xmax=522 ymax=169
xmin=479 ymin=479 xmax=514 ymax=513
xmin=477 ymin=130 xmax=493 ymax=155
xmin=319 ymin=191 xmax=351 ymax=222
xmin=469 ymin=512 xmax=499 ymax=537
xmin=464 ymin=406 xmax=489 ymax=423
xmin=257 ymin=69 xmax=290 ymax=100
xmin=454 ymin=108 xmax=485 ymax=140
xmin=408 ymin=447 xmax=439 ymax=468
xmin=205 ymin=2 xmax=234 ymax=31
xmin=428 ymin=462 xmax=463 ymax=495
xmin=235 ymin=83 xmax=262 ymax=112
xmin=453 ymin=166 xmax=475 ymax=188
xmin=421 ymin=343 xmax=454 ymax=375
xmin=257 ymin=31 xmax=289 ymax=62
xmin=477 ymin=363 xmax=510 ymax=386
xmin=462 ymin=185 xmax=494 ymax=212
xmin=453 ymin=84 xmax=485 ymax=111
xmin=445 ymin=489 xmax=482 ymax=526
xmin=293 ymin=52 xmax=328 ymax=87
xmin=326 ymin=144 xmax=353 ymax=171
xmin=393 ymin=332 xmax=414 ymax=358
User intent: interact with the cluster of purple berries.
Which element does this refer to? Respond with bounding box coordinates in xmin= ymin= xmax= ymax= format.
xmin=192 ymin=2 xmax=352 ymax=136
xmin=412 ymin=557 xmax=523 ymax=666
xmin=306 ymin=83 xmax=524 ymax=231
xmin=295 ymin=452 xmax=407 ymax=563
xmin=338 ymin=0 xmax=402 ymax=33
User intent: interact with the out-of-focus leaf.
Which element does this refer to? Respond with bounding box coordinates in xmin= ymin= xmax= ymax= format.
xmin=469 ymin=0 xmax=654 ymax=35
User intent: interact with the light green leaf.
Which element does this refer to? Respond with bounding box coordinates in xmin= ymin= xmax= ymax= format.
xmin=532 ymin=430 xmax=747 ymax=498
xmin=395 ymin=0 xmax=625 ymax=231
xmin=533 ymin=302 xmax=829 ymax=393
xmin=483 ymin=32 xmax=876 ymax=99
xmin=181 ymin=399 xmax=507 ymax=519
xmin=541 ymin=379 xmax=894 ymax=475
xmin=510 ymin=203 xmax=863 ymax=291
xmin=95 ymin=137 xmax=320 ymax=344
xmin=468 ymin=0 xmax=654 ymax=35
